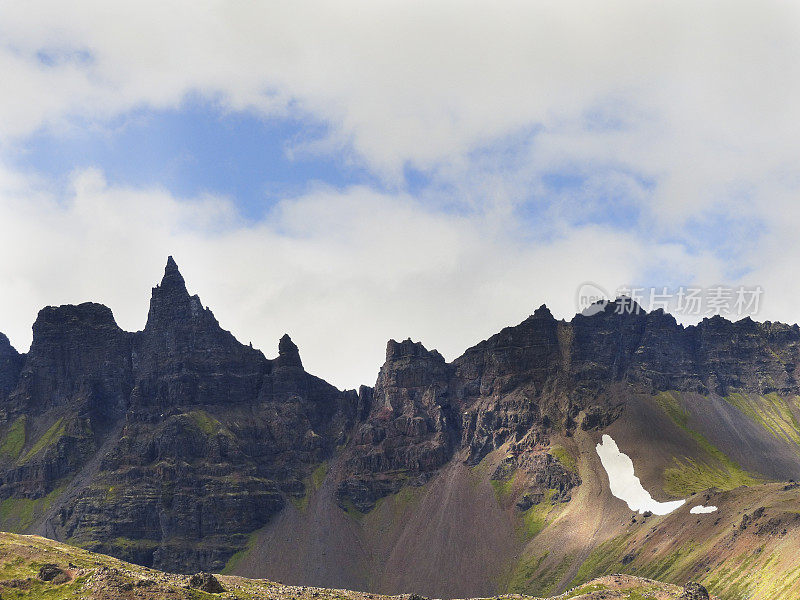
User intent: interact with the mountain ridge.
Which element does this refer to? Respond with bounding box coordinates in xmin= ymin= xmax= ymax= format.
xmin=0 ymin=258 xmax=800 ymax=599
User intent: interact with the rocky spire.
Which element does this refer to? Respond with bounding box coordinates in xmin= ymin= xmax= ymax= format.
xmin=134 ymin=258 xmax=268 ymax=409
xmin=160 ymin=255 xmax=188 ymax=294
xmin=276 ymin=334 xmax=303 ymax=369
xmin=145 ymin=256 xmax=199 ymax=331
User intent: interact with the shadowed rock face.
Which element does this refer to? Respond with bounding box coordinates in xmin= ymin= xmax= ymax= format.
xmin=132 ymin=255 xmax=268 ymax=409
xmin=337 ymin=301 xmax=800 ymax=511
xmin=339 ymin=339 xmax=457 ymax=511
xmin=13 ymin=303 xmax=133 ymax=419
xmin=0 ymin=333 xmax=23 ymax=401
xmin=277 ymin=334 xmax=303 ymax=370
xmin=0 ymin=304 xmax=132 ymax=501
xmin=0 ymin=258 xmax=359 ymax=573
xmin=2 ymin=261 xmax=800 ymax=577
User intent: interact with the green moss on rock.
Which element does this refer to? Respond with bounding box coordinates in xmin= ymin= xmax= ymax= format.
xmin=0 ymin=485 xmax=66 ymax=532
xmin=187 ymin=410 xmax=223 ymax=436
xmin=550 ymin=445 xmax=578 ymax=474
xmin=0 ymin=416 xmax=26 ymax=460
xmin=19 ymin=418 xmax=66 ymax=464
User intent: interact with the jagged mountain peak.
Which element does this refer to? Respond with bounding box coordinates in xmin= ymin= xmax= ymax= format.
xmin=0 ymin=332 xmax=13 ymax=349
xmin=161 ymin=255 xmax=186 ymax=290
xmin=150 ymin=256 xmax=191 ymax=305
xmin=7 ymin=263 xmax=800 ymax=597
xmin=531 ymin=303 xmax=554 ymax=319
xmin=277 ymin=333 xmax=303 ymax=369
xmin=385 ymin=337 xmax=445 ymax=363
xmin=145 ymin=256 xmax=214 ymax=332
xmin=0 ymin=331 xmax=23 ymax=397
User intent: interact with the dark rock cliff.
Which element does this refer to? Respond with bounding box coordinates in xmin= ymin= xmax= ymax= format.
xmin=131 ymin=255 xmax=268 ymax=409
xmin=12 ymin=303 xmax=133 ymax=420
xmin=0 ymin=258 xmax=358 ymax=572
xmin=337 ymin=301 xmax=800 ymax=511
xmin=0 ymin=333 xmax=23 ymax=402
xmin=1 ymin=261 xmax=800 ymax=573
xmin=338 ymin=338 xmax=458 ymax=511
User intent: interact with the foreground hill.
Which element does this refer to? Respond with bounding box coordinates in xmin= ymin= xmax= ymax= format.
xmin=0 ymin=531 xmax=703 ymax=599
xmin=1 ymin=258 xmax=800 ymax=597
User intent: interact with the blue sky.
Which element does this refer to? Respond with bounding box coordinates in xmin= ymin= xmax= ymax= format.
xmin=0 ymin=2 xmax=798 ymax=388
xmin=12 ymin=99 xmax=380 ymax=221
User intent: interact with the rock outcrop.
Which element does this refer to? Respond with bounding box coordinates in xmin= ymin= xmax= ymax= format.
xmin=188 ymin=572 xmax=226 ymax=593
xmin=131 ymin=255 xmax=267 ymax=409
xmin=339 ymin=338 xmax=457 ymax=511
xmin=681 ymin=581 xmax=710 ymax=600
xmin=13 ymin=302 xmax=133 ymax=418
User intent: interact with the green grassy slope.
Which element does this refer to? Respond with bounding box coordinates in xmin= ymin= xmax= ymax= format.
xmin=0 ymin=531 xmax=685 ymax=600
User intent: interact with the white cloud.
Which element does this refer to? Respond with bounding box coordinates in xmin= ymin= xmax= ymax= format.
xmin=1 ymin=2 xmax=800 ymax=385
xmin=2 ymin=1 xmax=800 ymax=188
xmin=0 ymin=164 xmax=718 ymax=389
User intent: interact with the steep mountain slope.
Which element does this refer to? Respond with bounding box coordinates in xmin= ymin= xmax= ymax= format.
xmin=0 ymin=260 xmax=800 ymax=599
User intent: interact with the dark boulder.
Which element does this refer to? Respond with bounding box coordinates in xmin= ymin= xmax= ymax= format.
xmin=188 ymin=572 xmax=225 ymax=593
xmin=681 ymin=581 xmax=710 ymax=600
xmin=37 ymin=564 xmax=66 ymax=583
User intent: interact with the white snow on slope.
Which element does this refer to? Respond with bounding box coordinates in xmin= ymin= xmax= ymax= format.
xmin=690 ymin=505 xmax=718 ymax=514
xmin=596 ymin=434 xmax=686 ymax=516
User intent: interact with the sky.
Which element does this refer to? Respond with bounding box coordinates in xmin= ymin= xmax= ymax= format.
xmin=1 ymin=1 xmax=800 ymax=389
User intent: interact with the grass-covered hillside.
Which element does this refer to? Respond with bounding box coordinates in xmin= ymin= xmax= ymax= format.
xmin=0 ymin=531 xmax=698 ymax=600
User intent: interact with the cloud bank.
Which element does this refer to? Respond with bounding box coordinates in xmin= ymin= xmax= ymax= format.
xmin=0 ymin=2 xmax=799 ymax=387
xmin=0 ymin=166 xmax=671 ymax=388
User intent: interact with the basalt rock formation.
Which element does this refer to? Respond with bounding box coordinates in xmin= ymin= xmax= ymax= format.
xmin=0 ymin=258 xmax=358 ymax=572
xmin=337 ymin=302 xmax=800 ymax=513
xmin=1 ymin=259 xmax=800 ymax=580
xmin=0 ymin=333 xmax=23 ymax=401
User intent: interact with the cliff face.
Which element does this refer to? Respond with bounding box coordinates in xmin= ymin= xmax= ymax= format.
xmin=337 ymin=302 xmax=800 ymax=512
xmin=1 ymin=261 xmax=800 ymax=575
xmin=12 ymin=303 xmax=133 ymax=419
xmin=0 ymin=333 xmax=23 ymax=401
xmin=339 ymin=339 xmax=457 ymax=511
xmin=0 ymin=258 xmax=358 ymax=572
xmin=131 ymin=256 xmax=268 ymax=410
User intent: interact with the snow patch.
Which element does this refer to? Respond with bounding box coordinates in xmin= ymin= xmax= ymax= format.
xmin=595 ymin=434 xmax=686 ymax=516
xmin=690 ymin=505 xmax=718 ymax=514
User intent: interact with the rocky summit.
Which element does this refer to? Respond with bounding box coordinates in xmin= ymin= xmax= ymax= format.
xmin=0 ymin=258 xmax=800 ymax=599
